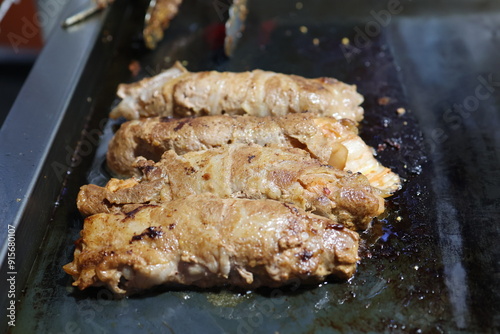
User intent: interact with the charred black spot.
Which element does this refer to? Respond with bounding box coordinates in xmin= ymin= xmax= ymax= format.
xmin=184 ymin=167 xmax=196 ymax=175
xmin=247 ymin=155 xmax=256 ymax=163
xmin=131 ymin=235 xmax=143 ymax=242
xmin=130 ymin=226 xmax=163 ymax=243
xmin=173 ymin=119 xmax=190 ymax=131
xmin=144 ymin=226 xmax=163 ymax=238
xmin=202 ymin=173 xmax=211 ymax=180
xmin=143 ymin=165 xmax=156 ymax=174
xmin=160 ymin=116 xmax=173 ymax=122
xmin=124 ymin=204 xmax=156 ymax=219
xmin=138 ymin=164 xmax=157 ymax=178
xmin=299 ymin=250 xmax=314 ymax=261
xmin=169 ymin=223 xmax=176 ymax=230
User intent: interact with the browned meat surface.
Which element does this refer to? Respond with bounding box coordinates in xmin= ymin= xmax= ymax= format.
xmin=64 ymin=195 xmax=360 ymax=295
xmin=110 ymin=62 xmax=364 ymax=121
xmin=80 ymin=144 xmax=384 ymax=230
xmin=106 ymin=114 xmax=401 ymax=195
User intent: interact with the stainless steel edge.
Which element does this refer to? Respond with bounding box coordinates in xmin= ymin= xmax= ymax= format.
xmin=0 ymin=0 xmax=109 ymax=329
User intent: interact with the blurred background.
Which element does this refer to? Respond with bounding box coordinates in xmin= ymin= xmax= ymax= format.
xmin=0 ymin=0 xmax=69 ymax=126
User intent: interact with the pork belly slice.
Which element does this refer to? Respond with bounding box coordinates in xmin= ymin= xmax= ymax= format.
xmin=107 ymin=114 xmax=400 ymax=195
xmin=64 ymin=195 xmax=360 ymax=295
xmin=80 ymin=144 xmax=384 ymax=230
xmin=109 ymin=62 xmax=364 ymax=122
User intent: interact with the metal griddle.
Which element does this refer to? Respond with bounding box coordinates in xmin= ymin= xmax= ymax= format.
xmin=1 ymin=0 xmax=499 ymax=332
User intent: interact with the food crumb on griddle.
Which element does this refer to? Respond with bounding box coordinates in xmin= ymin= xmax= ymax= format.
xmin=341 ymin=37 xmax=350 ymax=45
xmin=378 ymin=97 xmax=391 ymax=105
xmin=313 ymin=38 xmax=320 ymax=46
xmin=397 ymin=107 xmax=406 ymax=115
xmin=128 ymin=60 xmax=141 ymax=77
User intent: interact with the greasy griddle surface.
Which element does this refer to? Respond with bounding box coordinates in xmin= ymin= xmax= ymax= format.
xmin=11 ymin=1 xmax=462 ymax=333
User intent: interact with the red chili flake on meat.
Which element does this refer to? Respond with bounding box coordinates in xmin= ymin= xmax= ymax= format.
xmin=323 ymin=187 xmax=331 ymax=196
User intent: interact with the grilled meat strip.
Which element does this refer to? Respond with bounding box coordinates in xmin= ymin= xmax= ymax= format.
xmin=224 ymin=0 xmax=248 ymax=56
xmin=64 ymin=195 xmax=360 ymax=295
xmin=110 ymin=62 xmax=364 ymax=121
xmin=81 ymin=144 xmax=384 ymax=230
xmin=95 ymin=0 xmax=183 ymax=50
xmin=107 ymin=114 xmax=401 ymax=195
xmin=143 ymin=0 xmax=183 ymax=49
